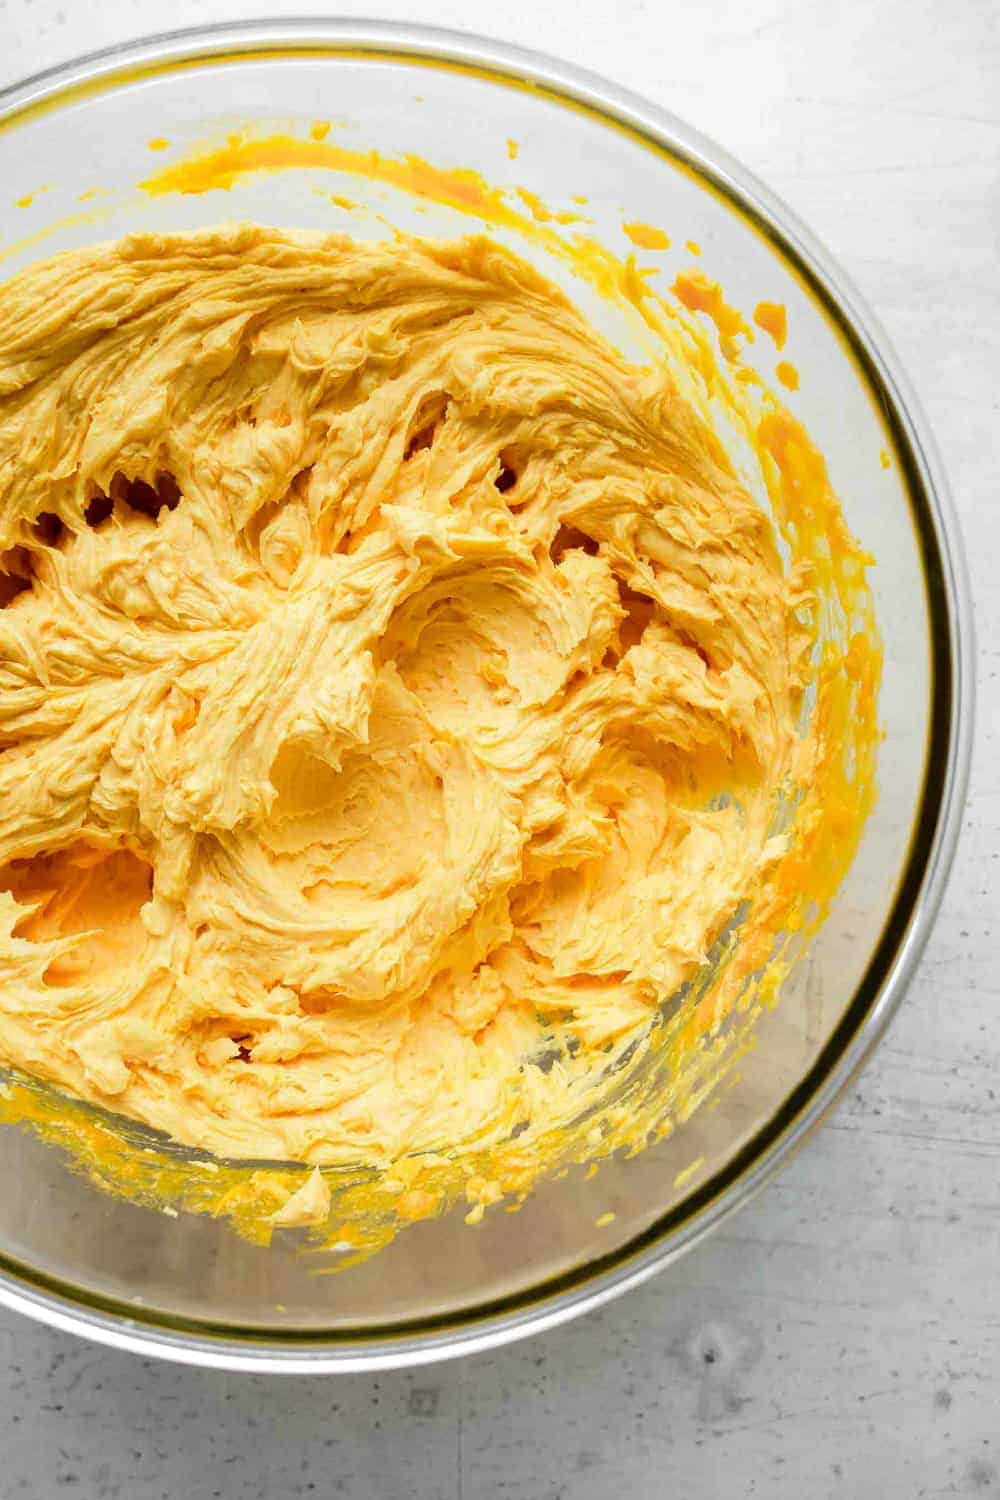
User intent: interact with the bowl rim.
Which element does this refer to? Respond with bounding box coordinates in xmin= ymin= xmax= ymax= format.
xmin=0 ymin=16 xmax=975 ymax=1373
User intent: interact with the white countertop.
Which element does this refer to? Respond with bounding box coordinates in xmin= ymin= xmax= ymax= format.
xmin=1 ymin=1 xmax=996 ymax=1494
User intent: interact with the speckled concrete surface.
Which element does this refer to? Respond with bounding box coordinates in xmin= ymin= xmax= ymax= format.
xmin=0 ymin=0 xmax=997 ymax=1494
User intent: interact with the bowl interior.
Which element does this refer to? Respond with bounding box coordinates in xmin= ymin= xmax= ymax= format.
xmin=0 ymin=32 xmax=944 ymax=1363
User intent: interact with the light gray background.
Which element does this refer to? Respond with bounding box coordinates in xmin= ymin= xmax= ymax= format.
xmin=0 ymin=0 xmax=997 ymax=1495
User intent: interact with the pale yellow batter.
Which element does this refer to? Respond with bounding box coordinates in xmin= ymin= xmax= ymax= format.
xmin=0 ymin=226 xmax=812 ymax=1171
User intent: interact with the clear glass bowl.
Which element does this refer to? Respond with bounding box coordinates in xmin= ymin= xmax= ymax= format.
xmin=0 ymin=21 xmax=973 ymax=1371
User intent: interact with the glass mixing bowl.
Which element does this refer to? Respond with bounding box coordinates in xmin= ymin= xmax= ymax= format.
xmin=0 ymin=20 xmax=973 ymax=1371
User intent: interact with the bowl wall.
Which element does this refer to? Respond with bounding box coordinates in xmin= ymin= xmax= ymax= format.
xmin=0 ymin=22 xmax=970 ymax=1369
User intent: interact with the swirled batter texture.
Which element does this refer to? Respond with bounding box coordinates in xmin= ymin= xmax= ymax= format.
xmin=0 ymin=227 xmax=811 ymax=1168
